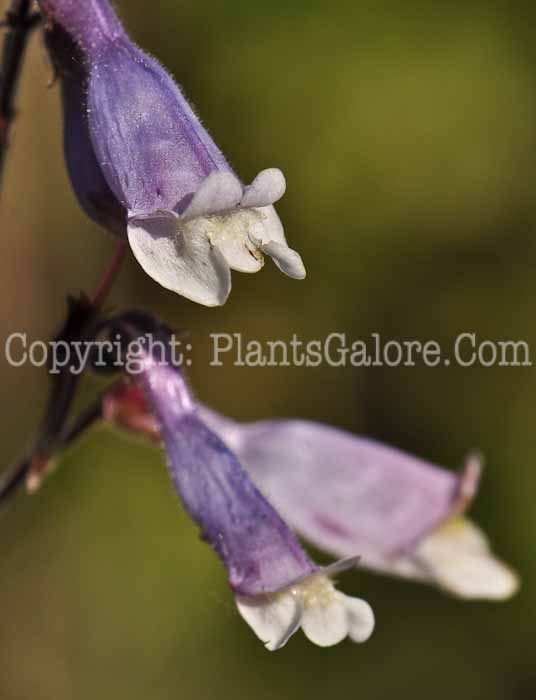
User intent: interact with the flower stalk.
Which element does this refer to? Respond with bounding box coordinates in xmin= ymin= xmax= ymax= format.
xmin=0 ymin=0 xmax=40 ymax=194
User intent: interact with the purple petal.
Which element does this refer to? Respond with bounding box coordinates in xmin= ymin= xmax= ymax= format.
xmin=60 ymin=51 xmax=126 ymax=235
xmin=198 ymin=409 xmax=472 ymax=562
xmin=98 ymin=380 xmax=516 ymax=601
xmin=40 ymin=0 xmax=234 ymax=215
xmin=138 ymin=364 xmax=316 ymax=596
xmin=38 ymin=0 xmax=126 ymax=58
xmin=86 ymin=41 xmax=232 ymax=214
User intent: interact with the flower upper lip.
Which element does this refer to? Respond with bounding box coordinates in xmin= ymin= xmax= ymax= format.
xmin=127 ymin=167 xmax=287 ymax=222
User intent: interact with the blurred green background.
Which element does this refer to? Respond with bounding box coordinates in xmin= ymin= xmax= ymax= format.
xmin=1 ymin=0 xmax=534 ymax=697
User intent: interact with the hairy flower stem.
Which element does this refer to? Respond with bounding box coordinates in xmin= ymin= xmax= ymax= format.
xmin=0 ymin=0 xmax=40 ymax=195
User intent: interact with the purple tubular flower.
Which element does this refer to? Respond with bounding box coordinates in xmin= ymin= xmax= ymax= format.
xmin=40 ymin=0 xmax=125 ymax=52
xmin=62 ymin=77 xmax=126 ymax=236
xmin=198 ymin=408 xmax=519 ymax=601
xmin=139 ymin=360 xmax=315 ymax=596
xmin=39 ymin=0 xmax=305 ymax=306
xmin=45 ymin=22 xmax=126 ymax=236
xmin=101 ymin=378 xmax=519 ymax=602
xmin=134 ymin=359 xmax=374 ymax=650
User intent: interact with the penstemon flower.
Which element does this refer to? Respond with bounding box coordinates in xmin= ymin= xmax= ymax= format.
xmin=132 ymin=351 xmax=374 ymax=650
xmin=198 ymin=409 xmax=519 ymax=600
xmin=3 ymin=304 xmax=517 ymax=650
xmin=105 ymin=380 xmax=518 ymax=602
xmin=39 ymin=0 xmax=305 ymax=305
xmin=0 ymin=0 xmax=521 ymax=667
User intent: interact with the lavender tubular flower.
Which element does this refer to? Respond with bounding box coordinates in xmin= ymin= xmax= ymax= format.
xmin=52 ymin=28 xmax=126 ymax=236
xmin=134 ymin=359 xmax=374 ymax=650
xmin=39 ymin=0 xmax=305 ymax=305
xmin=198 ymin=409 xmax=519 ymax=601
xmin=102 ymin=379 xmax=518 ymax=601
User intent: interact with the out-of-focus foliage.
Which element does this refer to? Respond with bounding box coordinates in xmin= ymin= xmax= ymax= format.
xmin=0 ymin=1 xmax=534 ymax=698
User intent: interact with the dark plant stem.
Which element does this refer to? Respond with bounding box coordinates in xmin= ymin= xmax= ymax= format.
xmin=0 ymin=0 xmax=40 ymax=194
xmin=92 ymin=239 xmax=128 ymax=309
xmin=0 ymin=4 xmax=128 ymax=505
xmin=1 ymin=295 xmax=102 ymax=505
xmin=0 ymin=456 xmax=29 ymax=503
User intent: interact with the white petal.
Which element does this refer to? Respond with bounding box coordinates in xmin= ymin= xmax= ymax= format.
xmin=236 ymin=572 xmax=375 ymax=651
xmin=241 ymin=168 xmax=286 ymax=208
xmin=187 ymin=209 xmax=265 ymax=274
xmin=216 ymin=233 xmax=264 ymax=273
xmin=126 ymin=208 xmax=177 ymax=222
xmin=415 ymin=517 xmax=519 ymax=600
xmin=262 ymin=241 xmax=306 ymax=279
xmin=300 ymin=592 xmax=348 ymax=647
xmin=255 ymin=205 xmax=287 ymax=245
xmin=181 ymin=171 xmax=243 ymax=221
xmin=127 ymin=213 xmax=231 ymax=306
xmin=339 ymin=594 xmax=375 ymax=643
xmin=323 ymin=555 xmax=362 ymax=577
xmin=236 ymin=592 xmax=301 ymax=651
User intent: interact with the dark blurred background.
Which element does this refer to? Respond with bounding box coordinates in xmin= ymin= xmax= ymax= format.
xmin=1 ymin=1 xmax=534 ymax=698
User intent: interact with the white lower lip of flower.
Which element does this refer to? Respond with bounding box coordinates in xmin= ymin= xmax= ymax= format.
xmin=127 ymin=187 xmax=305 ymax=305
xmin=414 ymin=516 xmax=520 ymax=600
xmin=127 ymin=212 xmax=232 ymax=306
xmin=236 ymin=572 xmax=375 ymax=651
xmin=183 ymin=208 xmax=267 ymax=274
xmin=182 ymin=205 xmax=306 ymax=279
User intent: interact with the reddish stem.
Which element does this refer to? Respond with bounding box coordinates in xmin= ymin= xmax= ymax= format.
xmin=91 ymin=238 xmax=128 ymax=308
